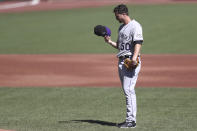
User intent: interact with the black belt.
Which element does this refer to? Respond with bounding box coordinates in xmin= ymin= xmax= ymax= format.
xmin=119 ymin=55 xmax=131 ymax=59
xmin=119 ymin=55 xmax=140 ymax=59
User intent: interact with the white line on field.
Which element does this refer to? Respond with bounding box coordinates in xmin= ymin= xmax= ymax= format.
xmin=0 ymin=0 xmax=40 ymax=10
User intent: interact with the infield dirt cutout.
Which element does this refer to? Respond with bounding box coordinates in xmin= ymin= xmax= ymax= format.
xmin=0 ymin=129 xmax=14 ymax=131
xmin=0 ymin=54 xmax=197 ymax=88
xmin=0 ymin=130 xmax=14 ymax=131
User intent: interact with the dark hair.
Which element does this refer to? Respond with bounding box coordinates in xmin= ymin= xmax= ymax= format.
xmin=113 ymin=4 xmax=129 ymax=15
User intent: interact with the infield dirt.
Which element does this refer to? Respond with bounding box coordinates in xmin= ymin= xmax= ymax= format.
xmin=0 ymin=54 xmax=196 ymax=88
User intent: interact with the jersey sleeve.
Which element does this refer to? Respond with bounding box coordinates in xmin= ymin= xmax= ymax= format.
xmin=133 ymin=23 xmax=143 ymax=42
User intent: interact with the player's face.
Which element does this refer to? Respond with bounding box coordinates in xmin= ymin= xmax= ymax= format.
xmin=115 ymin=13 xmax=124 ymax=23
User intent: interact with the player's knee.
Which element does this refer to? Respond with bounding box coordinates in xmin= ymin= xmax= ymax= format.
xmin=124 ymin=88 xmax=135 ymax=96
xmin=130 ymin=88 xmax=136 ymax=95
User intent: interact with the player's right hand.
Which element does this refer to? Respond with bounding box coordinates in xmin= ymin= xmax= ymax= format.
xmin=104 ymin=36 xmax=111 ymax=43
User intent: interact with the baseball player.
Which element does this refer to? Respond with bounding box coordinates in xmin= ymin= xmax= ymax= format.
xmin=104 ymin=4 xmax=143 ymax=128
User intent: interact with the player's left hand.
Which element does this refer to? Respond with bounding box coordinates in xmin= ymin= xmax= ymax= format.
xmin=131 ymin=59 xmax=138 ymax=67
xmin=124 ymin=58 xmax=139 ymax=70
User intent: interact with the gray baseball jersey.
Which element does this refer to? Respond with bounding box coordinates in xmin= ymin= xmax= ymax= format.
xmin=117 ymin=19 xmax=143 ymax=57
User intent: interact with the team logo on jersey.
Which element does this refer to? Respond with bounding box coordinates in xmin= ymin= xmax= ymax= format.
xmin=136 ymin=34 xmax=143 ymax=38
xmin=120 ymin=33 xmax=132 ymax=41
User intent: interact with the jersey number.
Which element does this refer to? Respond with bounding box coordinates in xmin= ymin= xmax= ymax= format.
xmin=120 ymin=43 xmax=131 ymax=51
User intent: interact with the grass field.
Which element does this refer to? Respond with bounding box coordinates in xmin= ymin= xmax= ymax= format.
xmin=0 ymin=87 xmax=196 ymax=131
xmin=0 ymin=3 xmax=197 ymax=54
xmin=0 ymin=3 xmax=197 ymax=131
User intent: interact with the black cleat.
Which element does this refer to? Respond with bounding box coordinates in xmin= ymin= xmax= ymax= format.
xmin=117 ymin=121 xmax=136 ymax=128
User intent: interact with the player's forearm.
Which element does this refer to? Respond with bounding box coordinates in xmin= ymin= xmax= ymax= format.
xmin=104 ymin=36 xmax=118 ymax=49
xmin=132 ymin=43 xmax=142 ymax=61
xmin=107 ymin=40 xmax=118 ymax=49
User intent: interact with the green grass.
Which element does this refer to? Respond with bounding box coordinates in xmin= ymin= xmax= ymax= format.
xmin=0 ymin=3 xmax=197 ymax=54
xmin=0 ymin=87 xmax=196 ymax=131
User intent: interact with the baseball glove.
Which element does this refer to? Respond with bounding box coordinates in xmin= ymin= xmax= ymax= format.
xmin=94 ymin=25 xmax=111 ymax=37
xmin=124 ymin=58 xmax=139 ymax=70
